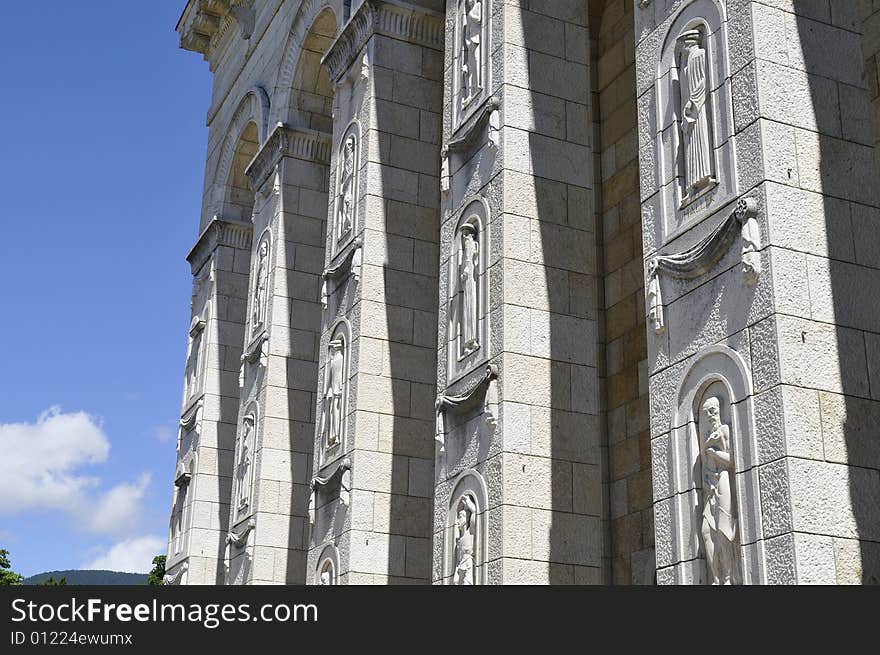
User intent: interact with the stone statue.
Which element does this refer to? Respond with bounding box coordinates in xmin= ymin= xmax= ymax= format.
xmin=252 ymin=239 xmax=269 ymax=330
xmin=458 ymin=224 xmax=479 ymax=356
xmin=679 ymin=29 xmax=713 ymax=198
xmin=461 ymin=0 xmax=483 ymax=105
xmin=699 ymin=396 xmax=739 ymax=585
xmin=453 ymin=494 xmax=477 ymax=585
xmin=321 ymin=338 xmax=345 ymax=447
xmin=236 ymin=415 xmax=254 ymax=510
xmin=319 ymin=561 xmax=333 ymax=585
xmin=337 ymin=135 xmax=356 ymax=240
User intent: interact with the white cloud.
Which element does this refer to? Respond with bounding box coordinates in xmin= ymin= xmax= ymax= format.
xmin=0 ymin=408 xmax=152 ymax=537
xmin=83 ymin=536 xmax=166 ymax=573
xmin=150 ymin=423 xmax=175 ymax=442
xmin=88 ymin=474 xmax=152 ymax=536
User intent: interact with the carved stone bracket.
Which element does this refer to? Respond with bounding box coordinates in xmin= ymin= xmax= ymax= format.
xmin=174 ymin=459 xmax=193 ymax=488
xmin=435 ymin=364 xmax=499 ymax=451
xmin=245 ymin=123 xmax=332 ymax=193
xmin=445 ymin=96 xmax=501 ymax=156
xmin=163 ymin=560 xmax=188 ymax=586
xmin=239 ymin=332 xmax=269 ymax=387
xmin=188 ymin=315 xmax=206 ymax=338
xmin=647 ymin=197 xmax=760 ymax=334
xmin=322 ymin=0 xmax=445 ymax=82
xmin=187 ymin=217 xmax=253 ymax=275
xmin=227 ymin=517 xmax=256 ymax=549
xmin=309 ymin=458 xmax=353 ymax=531
xmin=180 ymin=397 xmax=204 ymax=435
xmin=321 ymin=238 xmax=363 ymax=309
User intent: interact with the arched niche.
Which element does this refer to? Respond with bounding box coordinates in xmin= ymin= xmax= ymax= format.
xmin=184 ymin=299 xmax=210 ymax=404
xmin=250 ymin=228 xmax=272 ymax=340
xmin=447 ymin=197 xmax=490 ymax=384
xmin=443 ymin=470 xmax=488 ymax=585
xmin=315 ymin=544 xmax=339 ymax=585
xmin=331 ymin=121 xmax=361 ymax=258
xmin=319 ymin=320 xmax=351 ymax=467
xmin=287 ymin=6 xmax=337 ymax=133
xmin=233 ymin=401 xmax=259 ymax=527
xmin=209 ymin=86 xmax=271 ymax=221
xmin=270 ymin=1 xmax=340 ymax=127
xmin=654 ymin=0 xmax=736 ymax=242
xmin=661 ymin=345 xmax=766 ymax=584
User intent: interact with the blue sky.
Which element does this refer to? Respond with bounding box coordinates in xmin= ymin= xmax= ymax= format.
xmin=0 ymin=1 xmax=211 ymax=576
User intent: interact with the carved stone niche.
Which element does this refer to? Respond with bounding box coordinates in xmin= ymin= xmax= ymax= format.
xmin=250 ymin=228 xmax=272 ymax=339
xmin=654 ymin=0 xmax=735 ymax=242
xmin=232 ymin=403 xmax=258 ymax=526
xmin=452 ymin=0 xmax=491 ymax=131
xmin=443 ymin=471 xmax=488 ymax=585
xmin=315 ymin=544 xmax=340 ymax=585
xmin=655 ymin=345 xmax=766 ymax=584
xmin=447 ymin=197 xmax=490 ymax=384
xmin=331 ymin=121 xmax=361 ymax=259
xmin=319 ymin=321 xmax=351 ymax=468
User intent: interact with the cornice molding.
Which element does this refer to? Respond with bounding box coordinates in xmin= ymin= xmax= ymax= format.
xmin=187 ymin=217 xmax=254 ymax=275
xmin=178 ymin=0 xmax=254 ymax=60
xmin=322 ymin=0 xmax=444 ymax=82
xmin=245 ymin=123 xmax=332 ymax=192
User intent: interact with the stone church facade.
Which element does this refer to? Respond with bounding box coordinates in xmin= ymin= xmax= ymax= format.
xmin=164 ymin=0 xmax=880 ymax=585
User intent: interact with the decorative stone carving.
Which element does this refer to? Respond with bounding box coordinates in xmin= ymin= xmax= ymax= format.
xmin=227 ymin=517 xmax=256 ymax=550
xmin=234 ymin=410 xmax=256 ymax=515
xmin=698 ymin=395 xmax=740 ymax=585
xmin=488 ymin=107 xmax=501 ymax=151
xmin=676 ymin=29 xmax=714 ymax=202
xmin=315 ymin=545 xmax=340 ymax=585
xmin=163 ymin=561 xmax=188 ymax=586
xmin=320 ymin=238 xmax=362 ymax=310
xmin=309 ymin=459 xmax=352 ymax=537
xmin=444 ymin=472 xmax=487 ymax=585
xmin=440 ymin=148 xmax=450 ymax=195
xmin=179 ymin=397 xmax=203 ymax=438
xmin=646 ymin=197 xmax=759 ymax=335
xmin=239 ymin=332 xmax=269 ymax=387
xmin=185 ymin=314 xmax=207 ymax=401
xmin=251 ymin=234 xmax=270 ymax=334
xmin=323 ymin=339 xmax=344 ymax=448
xmin=447 ymin=198 xmax=490 ymax=381
xmin=229 ymin=4 xmax=255 ymax=40
xmin=460 ymin=0 xmax=483 ymax=108
xmin=453 ymin=494 xmax=477 ymax=585
xmin=458 ymin=225 xmax=480 ymax=357
xmin=333 ymin=124 xmax=360 ymax=254
xmin=436 ymin=364 xmax=499 ymax=451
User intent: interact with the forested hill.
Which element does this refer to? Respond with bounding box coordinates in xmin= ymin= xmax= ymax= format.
xmin=24 ymin=570 xmax=148 ymax=585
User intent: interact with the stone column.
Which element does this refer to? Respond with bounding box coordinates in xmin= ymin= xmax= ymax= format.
xmin=432 ymin=0 xmax=603 ymax=585
xmin=165 ymin=218 xmax=253 ymax=585
xmin=307 ymin=0 xmax=444 ymax=585
xmin=638 ymin=0 xmax=880 ymax=584
xmin=222 ymin=126 xmax=332 ymax=585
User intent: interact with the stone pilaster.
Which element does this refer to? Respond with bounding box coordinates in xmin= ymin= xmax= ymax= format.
xmin=307 ymin=0 xmax=444 ymax=585
xmin=432 ymin=0 xmax=604 ymax=585
xmin=224 ymin=125 xmax=332 ymax=585
xmin=165 ymin=217 xmax=253 ymax=585
xmin=638 ymin=0 xmax=880 ymax=584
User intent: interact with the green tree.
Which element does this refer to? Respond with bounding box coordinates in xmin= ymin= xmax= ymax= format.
xmin=42 ymin=576 xmax=67 ymax=586
xmin=147 ymin=555 xmax=166 ymax=586
xmin=0 ymin=549 xmax=24 ymax=586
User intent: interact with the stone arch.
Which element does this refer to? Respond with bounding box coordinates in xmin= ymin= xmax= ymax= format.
xmin=315 ymin=544 xmax=339 ymax=584
xmin=209 ymin=86 xmax=271 ymax=220
xmin=660 ymin=344 xmax=765 ymax=585
xmin=270 ymin=0 xmax=340 ymax=127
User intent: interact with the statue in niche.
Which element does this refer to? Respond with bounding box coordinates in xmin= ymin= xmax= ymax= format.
xmin=320 ymin=338 xmax=345 ymax=448
xmin=699 ymin=396 xmax=739 ymax=585
xmin=458 ymin=224 xmax=480 ymax=357
xmin=185 ymin=333 xmax=202 ymax=397
xmin=319 ymin=561 xmax=334 ymax=585
xmin=460 ymin=0 xmax=483 ymax=105
xmin=337 ymin=135 xmax=356 ymax=241
xmin=453 ymin=494 xmax=477 ymax=585
xmin=236 ymin=415 xmax=254 ymax=511
xmin=678 ymin=29 xmax=713 ymax=199
xmin=252 ymin=239 xmax=269 ymax=331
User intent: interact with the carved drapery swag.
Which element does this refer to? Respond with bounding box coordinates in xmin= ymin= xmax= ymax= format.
xmin=647 ymin=197 xmax=760 ymax=334
xmin=320 ymin=238 xmax=363 ymax=309
xmin=308 ymin=458 xmax=353 ymax=532
xmin=163 ymin=561 xmax=188 ymax=586
xmin=435 ymin=364 xmax=499 ymax=450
